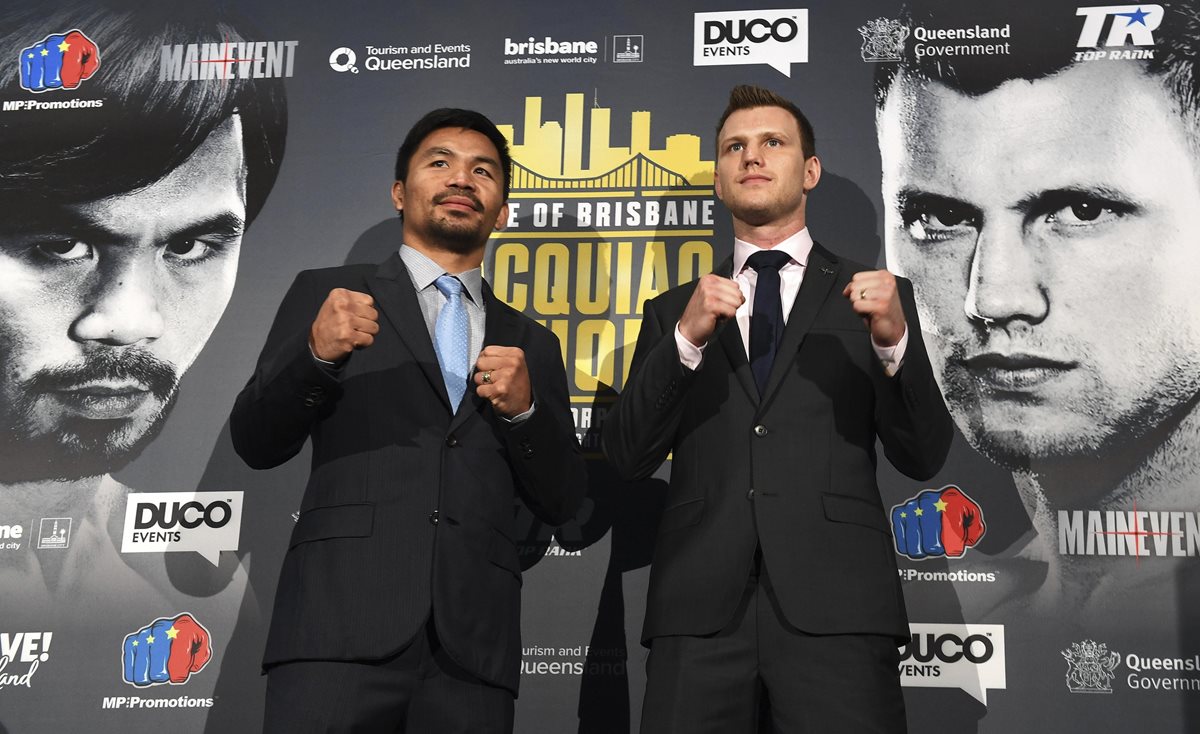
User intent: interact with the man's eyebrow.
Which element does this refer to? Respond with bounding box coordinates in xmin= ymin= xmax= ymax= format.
xmin=894 ymin=188 xmax=980 ymax=215
xmin=1012 ymin=185 xmax=1142 ymax=215
xmin=2 ymin=208 xmax=245 ymax=242
xmin=422 ymin=145 xmax=499 ymax=170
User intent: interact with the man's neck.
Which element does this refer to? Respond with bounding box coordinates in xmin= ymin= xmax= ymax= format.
xmin=401 ymin=234 xmax=485 ymax=275
xmin=731 ymin=213 xmax=808 ymax=249
xmin=2 ymin=474 xmax=118 ymax=521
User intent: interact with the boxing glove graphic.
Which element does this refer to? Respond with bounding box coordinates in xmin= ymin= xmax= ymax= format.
xmin=891 ymin=486 xmax=985 ymax=560
xmin=122 ymin=614 xmax=212 ymax=686
xmin=19 ymin=30 xmax=100 ymax=92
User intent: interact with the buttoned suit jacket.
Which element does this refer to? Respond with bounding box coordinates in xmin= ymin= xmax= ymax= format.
xmin=231 ymin=252 xmax=585 ymax=694
xmin=603 ymin=242 xmax=953 ymax=644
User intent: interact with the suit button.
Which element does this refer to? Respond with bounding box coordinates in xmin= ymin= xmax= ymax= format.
xmin=446 ymin=434 xmax=458 ymax=447
xmin=429 ymin=510 xmax=439 ymax=526
xmin=753 ymin=424 xmax=768 ymax=437
xmin=303 ymin=397 xmax=316 ymax=407
xmin=747 ymin=488 xmax=755 ymax=500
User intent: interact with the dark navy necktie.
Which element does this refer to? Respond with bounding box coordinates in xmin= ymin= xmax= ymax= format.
xmin=747 ymin=249 xmax=792 ymax=397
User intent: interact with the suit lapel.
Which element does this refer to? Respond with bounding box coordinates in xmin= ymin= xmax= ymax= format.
xmin=712 ymin=256 xmax=759 ymax=405
xmin=448 ymin=280 xmax=526 ymax=432
xmin=758 ymin=243 xmax=840 ymax=409
xmin=367 ymin=253 xmax=452 ymax=411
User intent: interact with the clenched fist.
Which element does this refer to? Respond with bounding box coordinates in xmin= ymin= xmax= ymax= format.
xmin=310 ymin=288 xmax=380 ymax=362
xmin=473 ymin=345 xmax=532 ymax=418
xmin=843 ymin=270 xmax=906 ymax=347
xmin=678 ymin=274 xmax=745 ymax=347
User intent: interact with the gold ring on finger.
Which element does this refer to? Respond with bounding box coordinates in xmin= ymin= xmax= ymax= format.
xmin=482 ymin=370 xmax=493 ymax=384
xmin=860 ymin=288 xmax=868 ymax=301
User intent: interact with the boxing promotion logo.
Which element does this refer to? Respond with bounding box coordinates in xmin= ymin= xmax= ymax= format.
xmin=18 ymin=29 xmax=99 ymax=93
xmin=891 ymin=485 xmax=986 ymax=560
xmin=121 ymin=614 xmax=212 ymax=687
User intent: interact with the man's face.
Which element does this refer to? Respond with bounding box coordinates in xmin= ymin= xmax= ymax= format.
xmin=715 ymin=105 xmax=820 ymax=232
xmin=0 ymin=116 xmax=246 ymax=482
xmin=879 ymin=63 xmax=1200 ymax=469
xmin=392 ymin=126 xmax=508 ymax=255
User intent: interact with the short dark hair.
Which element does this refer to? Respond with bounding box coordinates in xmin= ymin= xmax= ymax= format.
xmin=873 ymin=0 xmax=1200 ymax=136
xmin=0 ymin=2 xmax=287 ymax=224
xmin=394 ymin=108 xmax=512 ymax=200
xmin=715 ymin=84 xmax=816 ymax=159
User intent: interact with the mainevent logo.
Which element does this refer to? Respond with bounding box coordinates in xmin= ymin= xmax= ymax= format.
xmin=159 ymin=40 xmax=298 ymax=81
xmin=1058 ymin=503 xmax=1200 ymax=559
xmin=488 ymin=92 xmax=716 ymax=453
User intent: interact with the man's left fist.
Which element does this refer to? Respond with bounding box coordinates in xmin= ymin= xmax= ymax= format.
xmin=843 ymin=269 xmax=906 ymax=347
xmin=474 ymin=345 xmax=532 ymax=418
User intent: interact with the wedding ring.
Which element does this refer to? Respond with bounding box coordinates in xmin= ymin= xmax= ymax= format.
xmin=860 ymin=288 xmax=868 ymax=301
xmin=482 ymin=370 xmax=493 ymax=384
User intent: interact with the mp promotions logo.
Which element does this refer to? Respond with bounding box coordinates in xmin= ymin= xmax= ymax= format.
xmin=1063 ymin=639 xmax=1121 ymax=693
xmin=1075 ymin=5 xmax=1163 ymax=60
xmin=891 ymin=485 xmax=986 ymax=560
xmin=858 ymin=18 xmax=908 ymax=62
xmin=122 ymin=614 xmax=212 ymax=687
xmin=694 ymin=9 xmax=808 ymax=77
xmin=18 ymin=29 xmax=99 ymax=93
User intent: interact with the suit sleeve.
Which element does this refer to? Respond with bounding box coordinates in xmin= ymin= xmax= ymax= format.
xmin=500 ymin=327 xmax=586 ymax=526
xmin=601 ymin=295 xmax=697 ymax=481
xmin=230 ymin=270 xmax=344 ymax=469
xmin=871 ymin=277 xmax=954 ymax=480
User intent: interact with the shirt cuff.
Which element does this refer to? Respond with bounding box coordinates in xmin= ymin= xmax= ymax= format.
xmin=871 ymin=326 xmax=909 ymax=378
xmin=675 ymin=323 xmax=706 ymax=371
xmin=309 ymin=344 xmax=345 ymax=371
xmin=501 ymin=401 xmax=536 ymax=424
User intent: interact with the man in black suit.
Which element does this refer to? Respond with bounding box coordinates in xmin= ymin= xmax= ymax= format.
xmin=603 ymin=85 xmax=953 ymax=733
xmin=231 ymin=108 xmax=585 ymax=733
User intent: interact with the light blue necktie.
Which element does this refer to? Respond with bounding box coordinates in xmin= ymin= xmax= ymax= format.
xmin=433 ymin=274 xmax=469 ymax=409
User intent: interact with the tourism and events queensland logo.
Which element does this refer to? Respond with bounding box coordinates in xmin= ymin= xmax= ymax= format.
xmin=18 ymin=29 xmax=99 ymax=93
xmin=487 ymin=93 xmax=716 ymax=454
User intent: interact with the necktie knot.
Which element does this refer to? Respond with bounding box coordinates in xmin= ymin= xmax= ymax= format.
xmin=746 ymin=249 xmax=792 ymax=274
xmin=434 ymin=274 xmax=464 ymax=299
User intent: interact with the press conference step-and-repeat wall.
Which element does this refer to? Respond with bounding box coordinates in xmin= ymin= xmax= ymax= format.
xmin=2 ymin=0 xmax=1197 ymax=731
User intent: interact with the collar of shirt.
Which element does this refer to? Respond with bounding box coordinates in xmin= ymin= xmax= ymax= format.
xmin=399 ymin=244 xmax=485 ymax=306
xmin=732 ymin=227 xmax=814 ymax=276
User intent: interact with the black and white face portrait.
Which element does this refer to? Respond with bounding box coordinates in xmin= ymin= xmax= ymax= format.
xmin=878 ymin=62 xmax=1200 ymax=470
xmin=0 ymin=116 xmax=247 ymax=482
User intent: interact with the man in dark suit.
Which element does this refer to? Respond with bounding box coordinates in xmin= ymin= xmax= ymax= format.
xmin=231 ymin=108 xmax=585 ymax=733
xmin=603 ymin=85 xmax=953 ymax=733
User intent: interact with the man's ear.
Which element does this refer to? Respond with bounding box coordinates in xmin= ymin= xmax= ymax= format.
xmin=803 ymin=156 xmax=822 ymax=192
xmin=494 ymin=202 xmax=509 ymax=231
xmin=713 ymin=168 xmax=723 ymax=201
xmin=391 ymin=180 xmax=405 ymax=215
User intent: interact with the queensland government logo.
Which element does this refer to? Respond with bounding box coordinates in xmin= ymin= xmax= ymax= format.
xmin=487 ymin=92 xmax=716 ymax=452
xmin=858 ymin=18 xmax=908 ymax=62
xmin=891 ymin=485 xmax=986 ymax=560
xmin=1075 ymin=5 xmax=1162 ymax=60
xmin=18 ymin=29 xmax=99 ymax=93
xmin=1063 ymin=640 xmax=1121 ymax=693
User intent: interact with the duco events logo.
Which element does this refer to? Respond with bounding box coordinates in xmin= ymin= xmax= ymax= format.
xmin=160 ymin=40 xmax=297 ymax=81
xmin=891 ymin=485 xmax=986 ymax=560
xmin=18 ymin=29 xmax=99 ymax=93
xmin=328 ymin=42 xmax=471 ymax=73
xmin=694 ymin=9 xmax=808 ymax=77
xmin=900 ymin=623 xmax=1006 ymax=704
xmin=1075 ymin=5 xmax=1163 ymax=61
xmin=488 ymin=93 xmax=716 ymax=453
xmin=121 ymin=491 xmax=243 ymax=565
xmin=0 ymin=632 xmax=53 ymax=691
xmin=121 ymin=614 xmax=212 ymax=688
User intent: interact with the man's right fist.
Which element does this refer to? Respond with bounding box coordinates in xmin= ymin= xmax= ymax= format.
xmin=310 ymin=288 xmax=379 ymax=362
xmin=890 ymin=485 xmax=986 ymax=559
xmin=678 ymin=274 xmax=744 ymax=347
xmin=20 ymin=30 xmax=100 ymax=92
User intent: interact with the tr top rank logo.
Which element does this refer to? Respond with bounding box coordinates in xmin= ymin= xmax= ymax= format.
xmin=19 ymin=29 xmax=99 ymax=93
xmin=1075 ymin=5 xmax=1163 ymax=61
